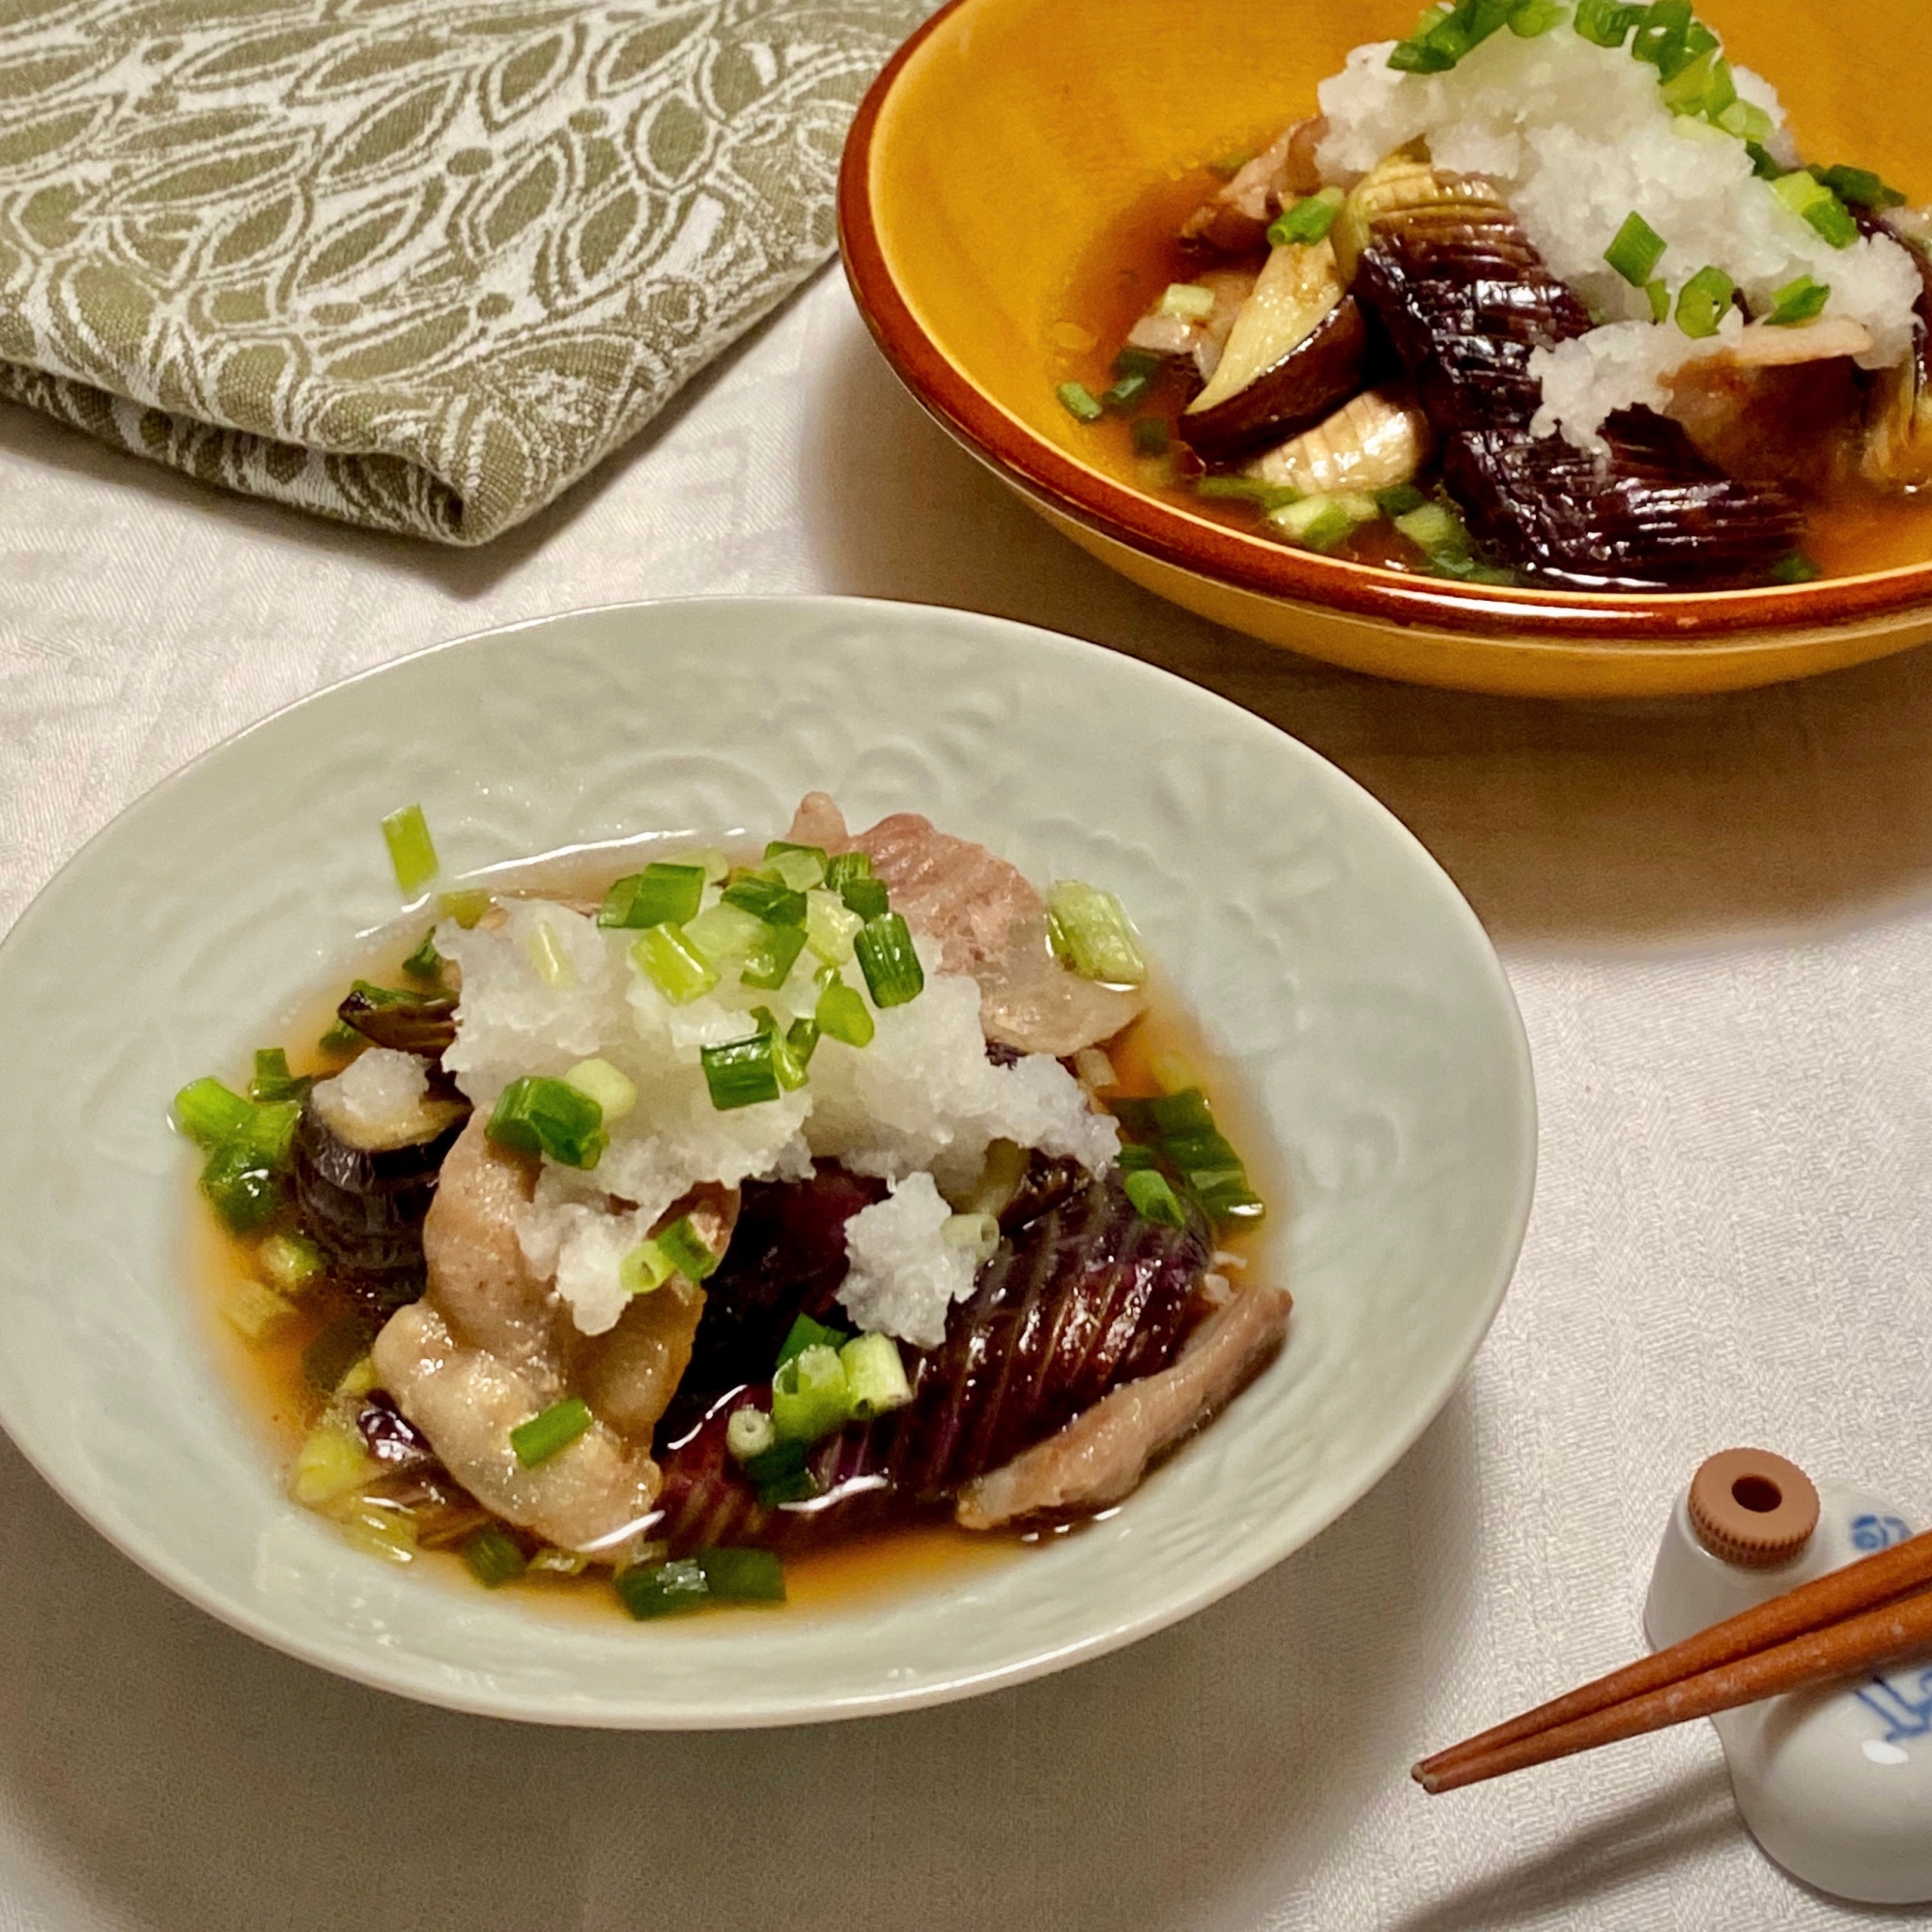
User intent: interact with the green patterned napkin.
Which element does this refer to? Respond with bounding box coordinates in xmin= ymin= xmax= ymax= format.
xmin=0 ymin=0 xmax=923 ymax=544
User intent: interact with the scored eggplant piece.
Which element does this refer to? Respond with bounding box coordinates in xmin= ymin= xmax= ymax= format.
xmin=1180 ymin=248 xmax=1370 ymax=460
xmin=294 ymin=1050 xmax=470 ymax=1307
xmin=336 ymin=981 xmax=458 ymax=1057
xmin=1443 ymin=411 xmax=1805 ymax=592
xmin=1243 ymin=386 xmax=1433 ymax=497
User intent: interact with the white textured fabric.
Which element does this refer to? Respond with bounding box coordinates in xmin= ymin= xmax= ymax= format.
xmin=2 ymin=266 xmax=1928 ymax=1930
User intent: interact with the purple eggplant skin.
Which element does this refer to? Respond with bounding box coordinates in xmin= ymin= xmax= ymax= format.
xmin=1443 ymin=410 xmax=1805 ymax=592
xmin=338 ymin=984 xmax=458 ymax=1057
xmin=1179 ymin=295 xmax=1370 ymax=460
xmin=649 ymin=1168 xmax=1216 ymax=1554
xmin=292 ymin=1093 xmax=469 ymax=1306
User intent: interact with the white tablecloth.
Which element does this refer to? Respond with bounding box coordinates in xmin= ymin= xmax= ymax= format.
xmin=2 ymin=267 xmax=1927 ymax=1932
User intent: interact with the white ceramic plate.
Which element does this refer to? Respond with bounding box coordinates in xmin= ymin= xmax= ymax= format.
xmin=0 ymin=596 xmax=1534 ymax=1728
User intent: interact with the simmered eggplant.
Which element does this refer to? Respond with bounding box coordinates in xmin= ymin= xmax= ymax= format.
xmin=294 ymin=1051 xmax=470 ymax=1307
xmin=1181 ymin=242 xmax=1365 ymax=457
xmin=337 ymin=981 xmax=458 ymax=1057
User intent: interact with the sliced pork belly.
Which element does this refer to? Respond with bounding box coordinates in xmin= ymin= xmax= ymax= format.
xmin=786 ymin=792 xmax=1144 ymax=1056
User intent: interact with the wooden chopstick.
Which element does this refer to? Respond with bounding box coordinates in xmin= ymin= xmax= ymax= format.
xmin=1414 ymin=1528 xmax=1932 ymax=1795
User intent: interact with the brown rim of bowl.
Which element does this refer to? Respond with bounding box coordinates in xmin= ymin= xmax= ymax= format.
xmin=837 ymin=0 xmax=1932 ymax=647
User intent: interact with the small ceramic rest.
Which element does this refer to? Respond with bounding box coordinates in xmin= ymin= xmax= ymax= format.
xmin=1645 ymin=1448 xmax=1932 ymax=1905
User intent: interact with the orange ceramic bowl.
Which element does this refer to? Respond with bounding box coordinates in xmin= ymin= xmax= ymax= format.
xmin=838 ymin=0 xmax=1932 ymax=697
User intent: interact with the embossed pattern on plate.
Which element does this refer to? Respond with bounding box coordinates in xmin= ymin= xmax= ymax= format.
xmin=0 ymin=596 xmax=1535 ymax=1727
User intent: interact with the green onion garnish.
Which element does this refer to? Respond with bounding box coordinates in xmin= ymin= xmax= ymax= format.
xmin=1057 ymin=382 xmax=1103 ymax=424
xmin=1771 ymin=170 xmax=1859 ymax=249
xmin=1044 ymin=881 xmax=1148 ymax=987
xmin=694 ymin=1547 xmax=786 ymax=1603
xmin=1605 ymin=211 xmax=1667 ymax=288
xmin=1770 ymin=553 xmax=1822 ymax=583
xmin=726 ymin=1406 xmax=777 ymax=1463
xmin=1387 ymin=0 xmax=1560 ymax=72
xmin=656 ymin=1214 xmax=723 ymax=1282
xmin=301 ymin=1314 xmax=374 ymax=1394
xmin=1124 ymin=1168 xmax=1188 ymax=1228
xmin=438 ymin=888 xmax=492 ymax=928
xmin=1575 ymin=0 xmax=1645 ymax=46
xmin=174 ymin=1076 xmax=256 ymax=1150
xmin=616 ymin=1556 xmax=710 ymax=1618
xmin=1206 ymin=150 xmax=1256 ymax=181
xmin=258 ymin=1229 xmax=325 ymax=1295
xmin=1646 ymin=277 xmax=1671 ymax=324
xmin=700 ymin=1033 xmax=782 ymax=1111
xmin=1130 ymin=416 xmax=1172 ymax=457
xmin=620 ymin=1237 xmax=673 ymax=1295
xmin=840 ymin=1333 xmax=914 ymax=1419
xmin=1715 ymin=99 xmax=1775 ymax=146
xmin=401 ymin=929 xmax=441 ymax=980
xmin=562 ymin=1056 xmax=637 ymax=1122
xmin=1270 ymin=493 xmax=1369 ymax=553
xmin=318 ymin=1018 xmax=362 ymax=1054
xmin=814 ymin=970 xmax=875 ymax=1047
xmin=1266 ymin=187 xmax=1345 ymax=248
xmin=1659 ymin=45 xmax=1734 ymax=121
xmin=1506 ymin=0 xmax=1562 ymax=34
xmin=1156 ymin=282 xmax=1217 ymax=322
xmin=199 ymin=1144 xmax=284 ymax=1233
xmin=804 ymin=888 xmax=862 ymax=965
xmin=721 ymin=873 xmax=807 ymax=926
xmin=823 ymin=850 xmax=873 ymax=892
xmin=762 ymin=845 xmax=827 ymax=893
xmin=743 ymin=1437 xmax=819 ymax=1506
xmin=248 ymin=1048 xmax=311 ymax=1104
xmin=1746 ymin=140 xmax=1784 ymax=181
xmin=853 ymin=912 xmax=924 ymax=1009
xmin=772 ymin=1343 xmax=851 ymax=1445
xmin=1811 ymin=163 xmax=1907 ymax=211
xmin=786 ymin=1016 xmax=820 ymax=1070
xmin=839 ymin=875 xmax=889 ymax=921
xmin=683 ymin=899 xmax=768 ymax=969
xmin=1116 ymin=1142 xmax=1159 ymax=1170
xmin=1631 ymin=3 xmax=1715 ymax=84
xmin=381 ymin=804 xmax=439 ymax=897
xmin=597 ymin=862 xmax=707 ymax=930
xmin=778 ymin=1312 xmax=851 ymax=1370
xmin=1195 ymin=474 xmax=1284 ymax=504
xmin=526 ymin=919 xmax=574 ymax=988
xmin=486 ymin=1075 xmax=608 ymax=1169
xmin=463 ymin=1526 xmax=528 ymax=1589
xmin=1375 ymin=482 xmax=1429 ymax=518
xmin=1766 ymin=274 xmax=1831 ymax=327
xmin=511 ymin=1396 xmax=593 ymax=1468
xmin=1675 ymin=264 xmax=1736 ymax=338
xmin=1395 ymin=499 xmax=1473 ymax=561
xmin=1102 ymin=369 xmax=1151 ymax=412
xmin=631 ymin=922 xmax=719 ymax=1006
xmin=740 ymin=920 xmax=808 ymax=991
xmin=1111 ymin=1087 xmax=1265 ymax=1229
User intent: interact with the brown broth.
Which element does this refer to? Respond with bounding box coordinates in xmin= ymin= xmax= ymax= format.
xmin=1055 ymin=161 xmax=1932 ymax=582
xmin=188 ymin=861 xmax=1280 ymax=1620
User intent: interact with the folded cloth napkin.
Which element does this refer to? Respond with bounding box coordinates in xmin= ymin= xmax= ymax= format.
xmin=0 ymin=0 xmax=925 ymax=544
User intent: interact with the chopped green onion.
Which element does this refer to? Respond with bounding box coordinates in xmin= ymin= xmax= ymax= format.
xmin=1057 ymin=381 xmax=1103 ymax=423
xmin=823 ymin=850 xmax=873 ymax=893
xmin=318 ymin=1018 xmax=362 ymax=1054
xmin=1506 ymin=0 xmax=1562 ymax=34
xmin=854 ymin=912 xmax=924 ymax=1009
xmin=1765 ymin=274 xmax=1831 ymax=327
xmin=1770 ymin=552 xmax=1822 ymax=583
xmin=740 ymin=920 xmax=808 ymax=991
xmin=486 ymin=1075 xmax=607 ymax=1169
xmin=1195 ymin=473 xmax=1298 ymax=508
xmin=1675 ymin=264 xmax=1736 ymax=338
xmin=694 ymin=1546 xmax=787 ymax=1602
xmin=616 ymin=1556 xmax=711 ymax=1618
xmin=1398 ymin=501 xmax=1469 ymax=559
xmin=290 ymin=1415 xmax=379 ymax=1506
xmin=1266 ymin=186 xmax=1345 ymax=247
xmin=684 ymin=899 xmax=768 ymax=969
xmin=301 ymin=1315 xmax=375 ymax=1394
xmin=786 ymin=1016 xmax=820 ymax=1070
xmin=1270 ymin=492 xmax=1375 ymax=553
xmin=1044 ymin=881 xmax=1148 ymax=987
xmin=1771 ymin=169 xmax=1859 ymax=248
xmin=762 ymin=843 xmax=827 ymax=892
xmin=1116 ymin=1142 xmax=1159 ymax=1170
xmin=1660 ymin=46 xmax=1734 ymax=121
xmin=1605 ymin=211 xmax=1667 ymax=287
xmin=941 ymin=1210 xmax=1002 ymax=1266
xmin=619 ymin=1237 xmax=673 ymax=1295
xmin=463 ymin=1526 xmax=528 ymax=1589
xmin=727 ymin=1406 xmax=777 ymax=1463
xmin=526 ymin=919 xmax=574 ymax=988
xmin=778 ymin=1312 xmax=851 ymax=1371
xmin=1812 ymin=163 xmax=1907 ymax=211
xmin=743 ymin=1437 xmax=819 ymax=1505
xmin=401 ymin=929 xmax=441 ymax=980
xmin=258 ymin=1230 xmax=325 ymax=1296
xmin=772 ymin=1343 xmax=851 ymax=1444
xmin=199 ymin=1144 xmax=282 ymax=1232
xmin=804 ymin=888 xmax=863 ymax=965
xmin=219 ymin=1275 xmax=296 ymax=1341
xmin=721 ymin=873 xmax=807 ymax=926
xmin=1715 ymin=98 xmax=1774 ymax=146
xmin=839 ymin=875 xmax=889 ymax=921
xmin=1575 ymin=0 xmax=1645 ymax=45
xmin=814 ymin=970 xmax=876 ymax=1047
xmin=655 ymin=1214 xmax=722 ymax=1282
xmin=631 ymin=922 xmax=719 ymax=1006
xmin=511 ymin=1396 xmax=593 ymax=1468
xmin=381 ymin=803 xmax=439 ymax=896
xmin=1631 ymin=3 xmax=1714 ymax=84
xmin=563 ymin=1056 xmax=637 ymax=1122
xmin=1206 ymin=150 xmax=1256 ymax=181
xmin=1375 ymin=482 xmax=1429 ymax=517
xmin=597 ymin=862 xmax=707 ymax=930
xmin=1130 ymin=416 xmax=1172 ymax=457
xmin=174 ymin=1076 xmax=255 ymax=1150
xmin=1124 ymin=1168 xmax=1188 ymax=1229
xmin=1745 ymin=140 xmax=1784 ymax=181
xmin=437 ymin=888 xmax=492 ymax=928
xmin=839 ymin=1333 xmax=913 ymax=1418
xmin=700 ymin=1033 xmax=782 ymax=1111
xmin=1101 ymin=369 xmax=1151 ymax=411
xmin=1646 ymin=277 xmax=1671 ymax=323
xmin=1156 ymin=282 xmax=1217 ymax=322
